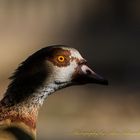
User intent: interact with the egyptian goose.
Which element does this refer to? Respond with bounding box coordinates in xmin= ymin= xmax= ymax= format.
xmin=0 ymin=45 xmax=108 ymax=139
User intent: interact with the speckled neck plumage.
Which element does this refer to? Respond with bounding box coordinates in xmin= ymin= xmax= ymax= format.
xmin=0 ymin=83 xmax=63 ymax=139
xmin=0 ymin=79 xmax=70 ymax=139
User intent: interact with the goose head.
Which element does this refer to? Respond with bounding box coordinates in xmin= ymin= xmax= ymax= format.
xmin=2 ymin=45 xmax=108 ymax=106
xmin=43 ymin=45 xmax=108 ymax=87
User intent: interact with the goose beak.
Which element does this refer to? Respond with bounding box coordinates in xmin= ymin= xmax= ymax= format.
xmin=72 ymin=65 xmax=108 ymax=85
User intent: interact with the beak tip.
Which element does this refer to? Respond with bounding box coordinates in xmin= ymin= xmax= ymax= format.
xmin=91 ymin=73 xmax=109 ymax=85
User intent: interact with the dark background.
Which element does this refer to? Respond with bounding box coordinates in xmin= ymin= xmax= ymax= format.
xmin=0 ymin=0 xmax=140 ymax=139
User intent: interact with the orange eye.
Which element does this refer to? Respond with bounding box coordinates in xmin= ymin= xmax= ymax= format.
xmin=57 ymin=56 xmax=65 ymax=62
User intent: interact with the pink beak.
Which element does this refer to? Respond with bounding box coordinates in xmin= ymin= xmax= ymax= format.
xmin=72 ymin=64 xmax=108 ymax=85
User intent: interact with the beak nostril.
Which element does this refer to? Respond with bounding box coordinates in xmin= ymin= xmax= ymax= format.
xmin=86 ymin=69 xmax=92 ymax=75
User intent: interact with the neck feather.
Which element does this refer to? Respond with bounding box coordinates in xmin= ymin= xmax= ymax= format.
xmin=0 ymin=83 xmax=61 ymax=138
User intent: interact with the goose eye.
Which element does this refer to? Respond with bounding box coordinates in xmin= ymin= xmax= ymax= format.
xmin=57 ymin=56 xmax=65 ymax=62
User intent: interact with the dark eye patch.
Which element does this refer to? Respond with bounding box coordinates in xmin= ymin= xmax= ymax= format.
xmin=47 ymin=48 xmax=71 ymax=67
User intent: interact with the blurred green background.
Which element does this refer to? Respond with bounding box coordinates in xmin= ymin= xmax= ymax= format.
xmin=0 ymin=0 xmax=140 ymax=140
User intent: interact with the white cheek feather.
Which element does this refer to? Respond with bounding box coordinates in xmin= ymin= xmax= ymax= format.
xmin=54 ymin=61 xmax=77 ymax=82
